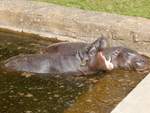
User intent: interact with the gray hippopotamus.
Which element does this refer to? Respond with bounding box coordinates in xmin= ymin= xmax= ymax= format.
xmin=40 ymin=39 xmax=149 ymax=71
xmin=3 ymin=37 xmax=113 ymax=75
xmin=102 ymin=47 xmax=149 ymax=71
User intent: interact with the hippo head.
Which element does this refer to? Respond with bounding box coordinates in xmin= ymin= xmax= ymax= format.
xmin=78 ymin=37 xmax=114 ymax=71
xmin=88 ymin=37 xmax=114 ymax=71
xmin=125 ymin=53 xmax=149 ymax=71
xmin=133 ymin=56 xmax=148 ymax=71
xmin=108 ymin=47 xmax=149 ymax=71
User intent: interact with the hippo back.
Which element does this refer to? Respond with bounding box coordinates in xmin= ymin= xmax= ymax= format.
xmin=40 ymin=42 xmax=87 ymax=55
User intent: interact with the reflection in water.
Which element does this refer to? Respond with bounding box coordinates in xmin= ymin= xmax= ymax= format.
xmin=0 ymin=29 xmax=149 ymax=113
xmin=0 ymin=70 xmax=90 ymax=113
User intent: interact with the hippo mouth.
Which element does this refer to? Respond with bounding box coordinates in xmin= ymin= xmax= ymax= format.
xmin=98 ymin=52 xmax=114 ymax=71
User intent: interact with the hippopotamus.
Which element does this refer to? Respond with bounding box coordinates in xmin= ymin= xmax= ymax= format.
xmin=3 ymin=37 xmax=113 ymax=75
xmin=102 ymin=47 xmax=149 ymax=71
xmin=40 ymin=39 xmax=149 ymax=71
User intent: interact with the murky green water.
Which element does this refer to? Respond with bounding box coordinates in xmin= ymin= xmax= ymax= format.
xmin=0 ymin=29 xmax=149 ymax=113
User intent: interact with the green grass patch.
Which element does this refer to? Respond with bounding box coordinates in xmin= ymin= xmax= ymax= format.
xmin=34 ymin=0 xmax=150 ymax=18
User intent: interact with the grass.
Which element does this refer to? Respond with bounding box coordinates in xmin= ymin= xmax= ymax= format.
xmin=34 ymin=0 xmax=150 ymax=19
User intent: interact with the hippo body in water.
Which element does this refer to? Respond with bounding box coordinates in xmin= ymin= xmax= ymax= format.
xmin=3 ymin=37 xmax=113 ymax=75
xmin=3 ymin=37 xmax=148 ymax=75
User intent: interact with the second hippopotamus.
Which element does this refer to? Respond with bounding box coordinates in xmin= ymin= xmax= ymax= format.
xmin=3 ymin=37 xmax=113 ymax=75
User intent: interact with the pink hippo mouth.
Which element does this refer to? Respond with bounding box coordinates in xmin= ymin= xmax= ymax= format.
xmin=97 ymin=52 xmax=114 ymax=71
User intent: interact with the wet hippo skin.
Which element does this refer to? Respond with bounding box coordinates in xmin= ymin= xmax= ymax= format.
xmin=40 ymin=42 xmax=87 ymax=55
xmin=41 ymin=41 xmax=149 ymax=72
xmin=3 ymin=37 xmax=149 ymax=75
xmin=3 ymin=37 xmax=112 ymax=75
xmin=102 ymin=47 xmax=149 ymax=71
xmin=40 ymin=36 xmax=107 ymax=56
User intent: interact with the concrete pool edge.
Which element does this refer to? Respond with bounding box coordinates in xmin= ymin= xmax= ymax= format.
xmin=111 ymin=73 xmax=150 ymax=113
xmin=0 ymin=0 xmax=150 ymax=57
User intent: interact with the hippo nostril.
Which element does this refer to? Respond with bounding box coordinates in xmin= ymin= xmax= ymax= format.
xmin=133 ymin=59 xmax=149 ymax=71
xmin=136 ymin=62 xmax=144 ymax=67
xmin=135 ymin=59 xmax=146 ymax=66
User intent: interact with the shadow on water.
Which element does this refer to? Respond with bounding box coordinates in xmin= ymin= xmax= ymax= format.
xmin=0 ymin=28 xmax=149 ymax=113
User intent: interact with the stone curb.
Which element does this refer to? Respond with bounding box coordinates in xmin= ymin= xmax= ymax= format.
xmin=0 ymin=0 xmax=150 ymax=56
xmin=111 ymin=73 xmax=150 ymax=113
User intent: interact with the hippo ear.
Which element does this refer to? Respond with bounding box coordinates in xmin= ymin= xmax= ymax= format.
xmin=98 ymin=35 xmax=108 ymax=49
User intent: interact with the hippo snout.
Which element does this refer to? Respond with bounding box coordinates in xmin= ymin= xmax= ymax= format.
xmin=132 ymin=56 xmax=149 ymax=71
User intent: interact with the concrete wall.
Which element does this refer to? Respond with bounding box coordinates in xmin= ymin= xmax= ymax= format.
xmin=111 ymin=73 xmax=150 ymax=113
xmin=0 ymin=0 xmax=150 ymax=56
